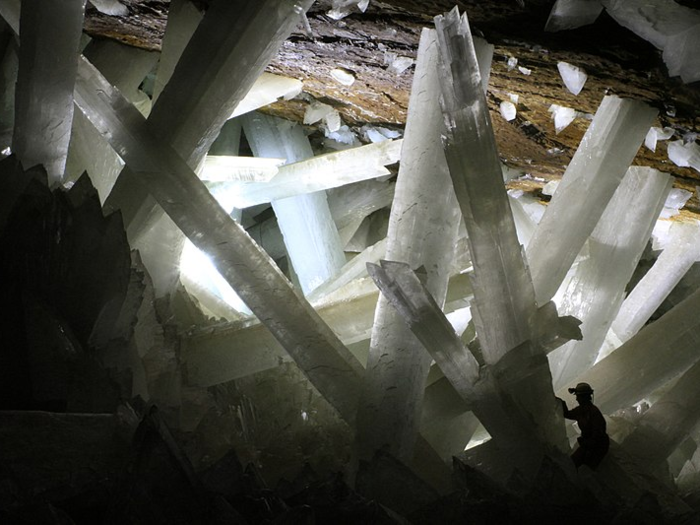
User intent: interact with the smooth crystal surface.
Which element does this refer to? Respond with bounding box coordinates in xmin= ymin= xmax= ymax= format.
xmin=242 ymin=113 xmax=346 ymax=295
xmin=548 ymin=167 xmax=672 ymax=389
xmin=611 ymin=220 xmax=700 ymax=344
xmin=545 ymin=0 xmax=604 ymax=32
xmin=12 ymin=0 xmax=86 ymax=185
xmin=527 ymin=95 xmax=657 ymax=305
xmin=356 ymin=28 xmax=463 ymax=461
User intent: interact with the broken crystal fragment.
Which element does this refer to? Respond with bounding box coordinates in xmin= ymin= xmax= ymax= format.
xmin=660 ymin=187 xmax=692 ymax=218
xmin=386 ymin=53 xmax=414 ymax=74
xmin=668 ymin=139 xmax=700 ymax=172
xmin=89 ymin=0 xmax=128 ymax=16
xmin=548 ymin=104 xmax=577 ymax=133
xmin=303 ymin=101 xmax=334 ymax=125
xmin=499 ymin=101 xmax=517 ymax=121
xmin=644 ymin=126 xmax=675 ymax=152
xmin=545 ymin=0 xmax=604 ymax=32
xmin=557 ymin=61 xmax=587 ymax=95
xmin=518 ymin=65 xmax=532 ymax=75
xmin=527 ymin=96 xmax=657 ymax=305
xmin=330 ymin=68 xmax=355 ymax=86
xmin=506 ymin=56 xmax=518 ymax=70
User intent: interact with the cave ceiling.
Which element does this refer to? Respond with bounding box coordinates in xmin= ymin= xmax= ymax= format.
xmin=83 ymin=0 xmax=700 ymax=216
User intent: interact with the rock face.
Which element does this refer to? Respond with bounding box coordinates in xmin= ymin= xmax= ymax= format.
xmin=80 ymin=0 xmax=700 ymax=214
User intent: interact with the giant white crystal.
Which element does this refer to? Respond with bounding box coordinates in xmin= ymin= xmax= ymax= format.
xmin=527 ymin=95 xmax=657 ymax=305
xmin=545 ymin=0 xmax=604 ymax=32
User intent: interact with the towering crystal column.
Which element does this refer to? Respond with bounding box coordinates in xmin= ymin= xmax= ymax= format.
xmin=549 ymin=167 xmax=672 ymax=389
xmin=611 ymin=220 xmax=700 ymax=343
xmin=526 ymin=96 xmax=657 ymax=305
xmin=561 ymin=286 xmax=700 ymax=414
xmin=434 ymin=8 xmax=569 ymax=452
xmin=242 ymin=113 xmax=346 ymax=295
xmin=73 ymin=56 xmax=365 ymax=425
xmin=622 ymin=359 xmax=700 ymax=467
xmin=355 ymin=28 xmax=463 ymax=462
xmin=12 ymin=0 xmax=86 ymax=185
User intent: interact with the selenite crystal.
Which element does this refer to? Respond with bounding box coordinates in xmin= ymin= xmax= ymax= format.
xmin=527 ymin=95 xmax=657 ymax=305
xmin=12 ymin=0 xmax=86 ymax=185
xmin=548 ymin=167 xmax=672 ymax=389
xmin=241 ymin=113 xmax=346 ymax=295
xmin=355 ymin=27 xmax=463 ymax=462
xmin=545 ymin=0 xmax=604 ymax=32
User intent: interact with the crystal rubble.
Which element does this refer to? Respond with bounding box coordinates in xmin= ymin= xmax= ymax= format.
xmin=73 ymin=57 xmax=365 ymax=427
xmin=218 ymin=138 xmax=402 ymax=209
xmin=557 ymin=61 xmax=587 ymax=95
xmin=560 ymin=286 xmax=700 ymax=415
xmin=611 ymin=221 xmax=700 ymax=344
xmin=545 ymin=0 xmax=604 ymax=32
xmin=241 ymin=112 xmax=346 ymax=295
xmin=434 ymin=7 xmax=567 ymax=452
xmin=621 ymin=360 xmax=700 ymax=472
xmin=526 ymin=95 xmax=657 ymax=305
xmin=548 ymin=167 xmax=672 ymax=390
xmin=103 ymin=0 xmax=315 ymax=250
xmin=355 ymin=28 xmax=463 ymax=462
xmin=12 ymin=0 xmax=86 ymax=186
xmin=602 ymin=0 xmax=700 ymax=84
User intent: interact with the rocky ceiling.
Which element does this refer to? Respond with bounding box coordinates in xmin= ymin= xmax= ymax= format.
xmin=83 ymin=0 xmax=700 ymax=214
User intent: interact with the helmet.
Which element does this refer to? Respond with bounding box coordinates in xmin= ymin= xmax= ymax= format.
xmin=568 ymin=382 xmax=594 ymax=395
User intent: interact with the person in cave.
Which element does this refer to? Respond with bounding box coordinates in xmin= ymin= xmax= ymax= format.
xmin=557 ymin=382 xmax=610 ymax=469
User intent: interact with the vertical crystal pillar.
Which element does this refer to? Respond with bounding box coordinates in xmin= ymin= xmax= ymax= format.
xmin=434 ymin=7 xmax=568 ymax=452
xmin=355 ymin=28 xmax=463 ymax=462
xmin=241 ymin=113 xmax=346 ymax=295
xmin=12 ymin=0 xmax=86 ymax=185
xmin=526 ymin=96 xmax=657 ymax=305
xmin=611 ymin=220 xmax=700 ymax=343
xmin=549 ymin=167 xmax=672 ymax=389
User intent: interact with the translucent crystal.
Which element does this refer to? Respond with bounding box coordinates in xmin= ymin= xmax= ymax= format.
xmin=499 ymin=101 xmax=517 ymax=121
xmin=74 ymin=54 xmax=364 ymax=424
xmin=356 ymin=28 xmax=464 ymax=461
xmin=557 ymin=61 xmax=587 ymax=95
xmin=644 ymin=126 xmax=675 ymax=152
xmin=230 ymin=73 xmax=303 ymax=118
xmin=223 ymin=138 xmax=401 ymax=208
xmin=527 ymin=96 xmax=657 ymax=305
xmin=88 ymin=0 xmax=128 ymax=16
xmin=602 ymin=0 xmax=700 ymax=83
xmin=610 ymin=221 xmax=700 ymax=344
xmin=200 ymin=156 xmax=284 ymax=182
xmin=330 ymin=68 xmax=355 ymax=86
xmin=561 ymin=285 xmax=700 ymax=415
xmin=545 ymin=0 xmax=604 ymax=31
xmin=668 ymin=139 xmax=700 ymax=172
xmin=12 ymin=0 xmax=86 ymax=185
xmin=548 ymin=167 xmax=672 ymax=389
xmin=548 ymin=104 xmax=577 ymax=133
